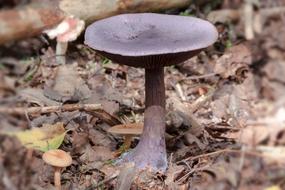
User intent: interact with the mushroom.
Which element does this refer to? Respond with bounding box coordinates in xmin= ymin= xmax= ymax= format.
xmin=45 ymin=16 xmax=85 ymax=65
xmin=85 ymin=13 xmax=218 ymax=172
xmin=42 ymin=149 xmax=72 ymax=190
xmin=108 ymin=123 xmax=143 ymax=150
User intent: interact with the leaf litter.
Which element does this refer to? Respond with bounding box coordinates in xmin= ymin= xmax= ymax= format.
xmin=1 ymin=1 xmax=285 ymax=190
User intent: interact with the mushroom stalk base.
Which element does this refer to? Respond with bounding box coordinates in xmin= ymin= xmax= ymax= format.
xmin=123 ymin=67 xmax=167 ymax=172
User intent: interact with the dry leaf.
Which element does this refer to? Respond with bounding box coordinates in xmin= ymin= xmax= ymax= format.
xmin=3 ymin=122 xmax=68 ymax=152
xmin=265 ymin=185 xmax=282 ymax=190
xmin=165 ymin=163 xmax=184 ymax=189
xmin=227 ymin=126 xmax=269 ymax=146
xmin=79 ymin=145 xmax=114 ymax=163
xmin=19 ymin=88 xmax=60 ymax=106
xmin=85 ymin=85 xmax=122 ymax=115
xmin=214 ymin=44 xmax=252 ymax=79
xmin=44 ymin=64 xmax=91 ymax=102
xmin=257 ymin=146 xmax=285 ymax=164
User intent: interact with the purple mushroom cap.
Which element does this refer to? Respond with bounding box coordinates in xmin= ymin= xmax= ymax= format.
xmin=85 ymin=13 xmax=218 ymax=68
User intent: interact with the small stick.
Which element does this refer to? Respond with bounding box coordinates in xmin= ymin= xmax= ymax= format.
xmin=190 ymin=85 xmax=216 ymax=113
xmin=253 ymin=11 xmax=262 ymax=34
xmin=176 ymin=147 xmax=281 ymax=164
xmin=185 ymin=73 xmax=217 ymax=80
xmin=0 ymin=104 xmax=102 ymax=115
xmin=0 ymin=103 xmax=122 ymax=126
xmin=261 ymin=7 xmax=285 ymax=18
xmin=176 ymin=164 xmax=210 ymax=184
xmin=244 ymin=0 xmax=254 ymax=40
xmin=175 ymin=83 xmax=187 ymax=101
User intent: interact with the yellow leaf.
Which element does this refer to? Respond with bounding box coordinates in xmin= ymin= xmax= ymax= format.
xmin=4 ymin=122 xmax=68 ymax=152
xmin=265 ymin=185 xmax=281 ymax=190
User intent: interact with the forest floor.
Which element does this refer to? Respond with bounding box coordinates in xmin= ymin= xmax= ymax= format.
xmin=1 ymin=0 xmax=285 ymax=190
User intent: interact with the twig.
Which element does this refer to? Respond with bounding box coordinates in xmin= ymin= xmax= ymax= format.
xmin=244 ymin=0 xmax=254 ymax=40
xmin=0 ymin=103 xmax=122 ymax=126
xmin=185 ymin=73 xmax=217 ymax=80
xmin=0 ymin=104 xmax=102 ymax=115
xmin=174 ymin=83 xmax=187 ymax=101
xmin=261 ymin=7 xmax=285 ymax=18
xmin=176 ymin=147 xmax=282 ymax=164
xmin=253 ymin=11 xmax=262 ymax=34
xmin=176 ymin=164 xmax=210 ymax=184
xmin=190 ymin=84 xmax=216 ymax=113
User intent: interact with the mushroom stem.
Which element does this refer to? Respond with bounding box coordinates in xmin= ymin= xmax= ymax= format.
xmin=56 ymin=41 xmax=68 ymax=65
xmin=125 ymin=67 xmax=167 ymax=171
xmin=54 ymin=167 xmax=62 ymax=190
xmin=145 ymin=67 xmax=166 ymax=108
xmin=124 ymin=134 xmax=133 ymax=149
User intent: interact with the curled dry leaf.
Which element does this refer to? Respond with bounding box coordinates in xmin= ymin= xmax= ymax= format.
xmin=214 ymin=44 xmax=252 ymax=80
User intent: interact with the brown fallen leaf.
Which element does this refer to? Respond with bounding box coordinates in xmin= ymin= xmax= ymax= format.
xmin=44 ymin=64 xmax=91 ymax=103
xmin=214 ymin=44 xmax=252 ymax=80
xmin=257 ymin=146 xmax=285 ymax=164
xmin=19 ymin=88 xmax=60 ymax=106
xmin=85 ymin=85 xmax=122 ymax=115
xmin=72 ymin=131 xmax=89 ymax=153
xmin=203 ymin=157 xmax=240 ymax=188
xmin=210 ymin=73 xmax=257 ymax=126
xmin=168 ymin=96 xmax=204 ymax=136
xmin=79 ymin=145 xmax=114 ymax=163
xmin=226 ymin=126 xmax=269 ymax=146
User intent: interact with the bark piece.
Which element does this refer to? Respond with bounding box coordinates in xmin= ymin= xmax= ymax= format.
xmin=0 ymin=2 xmax=65 ymax=44
xmin=0 ymin=0 xmax=192 ymax=44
